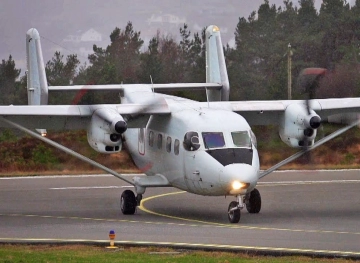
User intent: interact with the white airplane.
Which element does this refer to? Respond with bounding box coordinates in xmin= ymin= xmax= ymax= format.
xmin=0 ymin=26 xmax=359 ymax=223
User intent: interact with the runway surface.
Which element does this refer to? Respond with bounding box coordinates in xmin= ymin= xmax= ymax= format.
xmin=0 ymin=170 xmax=359 ymax=257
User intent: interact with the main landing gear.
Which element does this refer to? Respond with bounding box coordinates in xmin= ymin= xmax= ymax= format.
xmin=227 ymin=188 xmax=261 ymax=223
xmin=120 ymin=190 xmax=142 ymax=215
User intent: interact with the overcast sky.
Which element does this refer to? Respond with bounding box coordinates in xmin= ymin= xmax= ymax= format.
xmin=0 ymin=0 xmax=331 ymax=73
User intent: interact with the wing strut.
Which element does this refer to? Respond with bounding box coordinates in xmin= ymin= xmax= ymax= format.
xmin=0 ymin=117 xmax=135 ymax=186
xmin=260 ymin=119 xmax=360 ymax=179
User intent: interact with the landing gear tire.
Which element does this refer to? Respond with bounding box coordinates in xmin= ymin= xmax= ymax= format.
xmin=228 ymin=201 xmax=241 ymax=223
xmin=120 ymin=190 xmax=137 ymax=215
xmin=246 ymin=188 xmax=261 ymax=214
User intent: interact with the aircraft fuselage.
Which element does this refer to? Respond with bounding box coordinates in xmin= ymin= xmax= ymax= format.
xmin=123 ymin=87 xmax=260 ymax=196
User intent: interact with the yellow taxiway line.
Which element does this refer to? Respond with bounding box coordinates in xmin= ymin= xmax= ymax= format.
xmin=138 ymin=191 xmax=360 ymax=235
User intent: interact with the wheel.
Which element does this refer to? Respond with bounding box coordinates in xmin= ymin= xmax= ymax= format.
xmin=246 ymin=188 xmax=261 ymax=214
xmin=120 ymin=190 xmax=136 ymax=215
xmin=228 ymin=201 xmax=241 ymax=223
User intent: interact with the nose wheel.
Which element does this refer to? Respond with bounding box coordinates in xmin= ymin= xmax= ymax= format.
xmin=227 ymin=188 xmax=262 ymax=223
xmin=228 ymin=201 xmax=241 ymax=223
xmin=227 ymin=195 xmax=244 ymax=223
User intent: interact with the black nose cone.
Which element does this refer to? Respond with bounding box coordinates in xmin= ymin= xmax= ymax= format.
xmin=310 ymin=116 xmax=321 ymax=129
xmin=115 ymin=121 xmax=127 ymax=134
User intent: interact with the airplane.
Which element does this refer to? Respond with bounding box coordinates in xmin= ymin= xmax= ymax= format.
xmin=0 ymin=25 xmax=359 ymax=223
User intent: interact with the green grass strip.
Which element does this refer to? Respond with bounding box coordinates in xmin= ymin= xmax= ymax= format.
xmin=0 ymin=245 xmax=352 ymax=263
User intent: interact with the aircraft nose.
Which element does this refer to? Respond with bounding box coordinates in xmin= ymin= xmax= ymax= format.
xmin=221 ymin=164 xmax=258 ymax=195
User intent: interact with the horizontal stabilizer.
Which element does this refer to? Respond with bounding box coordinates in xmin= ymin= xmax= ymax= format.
xmin=48 ymin=83 xmax=222 ymax=92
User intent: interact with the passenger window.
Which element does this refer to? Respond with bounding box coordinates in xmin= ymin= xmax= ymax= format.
xmin=157 ymin=134 xmax=163 ymax=149
xmin=149 ymin=131 xmax=154 ymax=147
xmin=166 ymin=136 xmax=172 ymax=153
xmin=174 ymin=139 xmax=180 ymax=155
xmin=202 ymin=132 xmax=225 ymax=149
xmin=138 ymin=128 xmax=145 ymax=144
xmin=183 ymin=131 xmax=200 ymax=151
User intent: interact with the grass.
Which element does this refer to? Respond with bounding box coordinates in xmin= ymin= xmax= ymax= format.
xmin=0 ymin=245 xmax=354 ymax=263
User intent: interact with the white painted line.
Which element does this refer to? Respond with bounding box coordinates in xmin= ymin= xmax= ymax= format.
xmin=50 ymin=186 xmax=133 ymax=190
xmin=0 ymin=238 xmax=358 ymax=257
xmin=0 ymin=170 xmax=359 ymax=180
xmin=267 ymin=169 xmax=360 ymax=173
xmin=0 ymin=174 xmax=145 ymax=180
xmin=258 ymin=180 xmax=360 ymax=185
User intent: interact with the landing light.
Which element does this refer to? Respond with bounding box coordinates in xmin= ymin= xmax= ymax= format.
xmin=232 ymin=181 xmax=247 ymax=190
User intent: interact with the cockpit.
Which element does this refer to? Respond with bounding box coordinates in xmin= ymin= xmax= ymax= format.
xmin=183 ymin=130 xmax=257 ymax=150
xmin=183 ymin=130 xmax=257 ymax=166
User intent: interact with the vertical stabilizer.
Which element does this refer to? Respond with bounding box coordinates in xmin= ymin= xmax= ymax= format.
xmin=205 ymin=25 xmax=230 ymax=101
xmin=26 ymin=28 xmax=48 ymax=105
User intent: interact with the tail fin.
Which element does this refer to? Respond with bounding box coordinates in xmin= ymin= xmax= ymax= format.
xmin=205 ymin=25 xmax=230 ymax=101
xmin=26 ymin=28 xmax=48 ymax=105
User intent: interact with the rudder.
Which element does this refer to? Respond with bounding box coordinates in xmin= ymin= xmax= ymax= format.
xmin=26 ymin=28 xmax=48 ymax=105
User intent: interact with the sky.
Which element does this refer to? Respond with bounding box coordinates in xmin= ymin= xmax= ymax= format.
xmin=0 ymin=0 xmax=335 ymax=74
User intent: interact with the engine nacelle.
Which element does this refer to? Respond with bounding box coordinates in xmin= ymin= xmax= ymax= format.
xmin=279 ymin=104 xmax=321 ymax=148
xmin=87 ymin=108 xmax=127 ymax=153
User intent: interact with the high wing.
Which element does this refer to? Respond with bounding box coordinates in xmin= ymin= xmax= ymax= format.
xmin=1 ymin=26 xmax=358 ymax=139
xmin=193 ymin=99 xmax=360 ymax=125
xmin=0 ymin=101 xmax=171 ymax=130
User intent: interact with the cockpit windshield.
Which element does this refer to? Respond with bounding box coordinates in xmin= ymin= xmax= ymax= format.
xmin=202 ymin=132 xmax=225 ymax=149
xmin=231 ymin=131 xmax=252 ymax=148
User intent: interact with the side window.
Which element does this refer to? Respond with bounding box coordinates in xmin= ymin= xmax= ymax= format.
xmin=174 ymin=139 xmax=180 ymax=155
xmin=166 ymin=136 xmax=172 ymax=153
xmin=231 ymin=131 xmax=251 ymax=148
xmin=250 ymin=130 xmax=257 ymax=148
xmin=157 ymin=134 xmax=163 ymax=149
xmin=149 ymin=131 xmax=154 ymax=147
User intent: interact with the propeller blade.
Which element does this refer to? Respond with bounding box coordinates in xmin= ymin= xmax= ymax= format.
xmin=125 ymin=96 xmax=168 ymax=123
xmin=297 ymin=68 xmax=327 ymax=160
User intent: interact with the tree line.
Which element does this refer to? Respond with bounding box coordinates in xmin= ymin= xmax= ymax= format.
xmin=1 ymin=0 xmax=360 ymax=105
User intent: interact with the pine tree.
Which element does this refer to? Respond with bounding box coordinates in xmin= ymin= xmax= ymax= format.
xmin=0 ymin=55 xmax=21 ymax=104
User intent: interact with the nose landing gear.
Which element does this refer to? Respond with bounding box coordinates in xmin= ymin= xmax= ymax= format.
xmin=227 ymin=188 xmax=261 ymax=223
xmin=227 ymin=195 xmax=244 ymax=223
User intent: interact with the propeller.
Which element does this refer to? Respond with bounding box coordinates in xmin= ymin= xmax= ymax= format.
xmin=124 ymin=95 xmax=169 ymax=127
xmin=296 ymin=68 xmax=327 ymax=162
xmin=298 ymin=68 xmax=327 ymax=114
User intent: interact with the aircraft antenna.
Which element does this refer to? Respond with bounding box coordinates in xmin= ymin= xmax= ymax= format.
xmin=205 ymin=88 xmax=210 ymax=108
xmin=40 ymin=35 xmax=88 ymax=60
xmin=150 ymin=75 xmax=154 ymax=94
